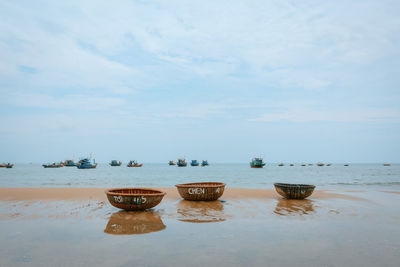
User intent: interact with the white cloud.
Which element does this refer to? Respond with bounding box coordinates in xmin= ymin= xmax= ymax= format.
xmin=4 ymin=92 xmax=126 ymax=111
xmin=154 ymin=103 xmax=230 ymax=120
xmin=1 ymin=0 xmax=399 ymax=94
xmin=250 ymin=108 xmax=400 ymax=123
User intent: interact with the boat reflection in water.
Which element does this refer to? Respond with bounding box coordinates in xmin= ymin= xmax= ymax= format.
xmin=177 ymin=200 xmax=227 ymax=223
xmin=104 ymin=211 xmax=166 ymax=235
xmin=273 ymin=199 xmax=315 ymax=216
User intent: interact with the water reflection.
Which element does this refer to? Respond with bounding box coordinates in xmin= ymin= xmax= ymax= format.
xmin=177 ymin=200 xmax=227 ymax=223
xmin=104 ymin=211 xmax=166 ymax=235
xmin=274 ymin=199 xmax=315 ymax=216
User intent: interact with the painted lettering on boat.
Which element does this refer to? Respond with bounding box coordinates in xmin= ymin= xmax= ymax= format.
xmin=113 ymin=196 xmax=147 ymax=204
xmin=131 ymin=196 xmax=147 ymax=204
xmin=113 ymin=196 xmax=123 ymax=203
xmin=188 ymin=188 xmax=205 ymax=194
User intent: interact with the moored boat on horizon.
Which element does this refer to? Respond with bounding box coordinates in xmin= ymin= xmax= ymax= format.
xmin=77 ymin=158 xmax=97 ymax=169
xmin=64 ymin=160 xmax=77 ymax=167
xmin=317 ymin=163 xmax=324 ymax=167
xmin=110 ymin=160 xmax=122 ymax=166
xmin=127 ymin=160 xmax=142 ymax=167
xmin=169 ymin=160 xmax=176 ymax=166
xmin=177 ymin=158 xmax=187 ymax=167
xmin=191 ymin=160 xmax=199 ymax=166
xmin=43 ymin=163 xmax=63 ymax=168
xmin=201 ymin=160 xmax=209 ymax=166
xmin=250 ymin=157 xmax=266 ymax=168
xmin=0 ymin=163 xmax=14 ymax=168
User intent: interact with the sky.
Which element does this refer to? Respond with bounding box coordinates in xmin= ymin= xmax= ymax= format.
xmin=0 ymin=0 xmax=399 ymax=163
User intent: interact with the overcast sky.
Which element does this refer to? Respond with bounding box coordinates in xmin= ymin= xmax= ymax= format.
xmin=0 ymin=0 xmax=399 ymax=163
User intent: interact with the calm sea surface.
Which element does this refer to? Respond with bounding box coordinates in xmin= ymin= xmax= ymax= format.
xmin=1 ymin=163 xmax=399 ymax=189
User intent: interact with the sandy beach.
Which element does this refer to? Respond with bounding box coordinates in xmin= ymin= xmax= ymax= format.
xmin=0 ymin=187 xmax=364 ymax=202
xmin=0 ymin=187 xmax=399 ymax=266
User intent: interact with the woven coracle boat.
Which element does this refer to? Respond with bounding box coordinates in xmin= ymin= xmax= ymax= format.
xmin=175 ymin=182 xmax=226 ymax=201
xmin=105 ymin=188 xmax=166 ymax=211
xmin=274 ymin=183 xmax=315 ymax=199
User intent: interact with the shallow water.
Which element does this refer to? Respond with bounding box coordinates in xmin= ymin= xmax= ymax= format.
xmin=0 ymin=190 xmax=399 ymax=267
xmin=1 ymin=163 xmax=400 ymax=190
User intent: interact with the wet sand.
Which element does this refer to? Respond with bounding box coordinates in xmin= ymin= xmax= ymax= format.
xmin=0 ymin=187 xmax=365 ymax=201
xmin=0 ymin=188 xmax=399 ymax=266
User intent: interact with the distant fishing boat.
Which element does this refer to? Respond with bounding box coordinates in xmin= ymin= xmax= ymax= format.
xmin=308 ymin=164 xmax=313 ymax=166
xmin=169 ymin=160 xmax=176 ymax=166
xmin=289 ymin=164 xmax=294 ymax=166
xmin=344 ymin=164 xmax=349 ymax=166
xmin=64 ymin=160 xmax=76 ymax=167
xmin=383 ymin=163 xmax=391 ymax=166
xmin=317 ymin=163 xmax=324 ymax=167
xmin=201 ymin=160 xmax=209 ymax=166
xmin=278 ymin=163 xmax=284 ymax=167
xmin=0 ymin=163 xmax=14 ymax=168
xmin=109 ymin=160 xmax=122 ymax=166
xmin=177 ymin=158 xmax=187 ymax=167
xmin=327 ymin=164 xmax=332 ymax=166
xmin=301 ymin=164 xmax=306 ymax=166
xmin=250 ymin=158 xmax=265 ymax=168
xmin=127 ymin=160 xmax=142 ymax=167
xmin=191 ymin=160 xmax=199 ymax=166
xmin=77 ymin=158 xmax=97 ymax=169
xmin=43 ymin=163 xmax=63 ymax=168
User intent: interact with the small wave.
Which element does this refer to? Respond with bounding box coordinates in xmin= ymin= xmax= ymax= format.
xmin=41 ymin=182 xmax=73 ymax=186
xmin=329 ymin=182 xmax=400 ymax=186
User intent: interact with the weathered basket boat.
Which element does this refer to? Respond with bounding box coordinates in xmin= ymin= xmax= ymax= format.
xmin=175 ymin=182 xmax=226 ymax=201
xmin=274 ymin=183 xmax=315 ymax=199
xmin=105 ymin=188 xmax=166 ymax=211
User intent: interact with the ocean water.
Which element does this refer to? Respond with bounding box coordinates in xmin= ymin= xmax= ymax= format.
xmin=1 ymin=163 xmax=399 ymax=190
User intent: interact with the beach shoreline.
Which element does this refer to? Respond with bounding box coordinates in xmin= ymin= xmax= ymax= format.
xmin=0 ymin=187 xmax=367 ymax=202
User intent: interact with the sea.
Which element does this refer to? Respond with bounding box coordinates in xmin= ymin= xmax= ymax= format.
xmin=1 ymin=163 xmax=399 ymax=190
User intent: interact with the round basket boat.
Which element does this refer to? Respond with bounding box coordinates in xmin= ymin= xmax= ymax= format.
xmin=274 ymin=183 xmax=315 ymax=199
xmin=175 ymin=182 xmax=226 ymax=201
xmin=105 ymin=188 xmax=166 ymax=211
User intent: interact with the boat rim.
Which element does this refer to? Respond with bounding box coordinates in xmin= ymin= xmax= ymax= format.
xmin=274 ymin=183 xmax=315 ymax=188
xmin=175 ymin=182 xmax=226 ymax=188
xmin=105 ymin=188 xmax=167 ymax=196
